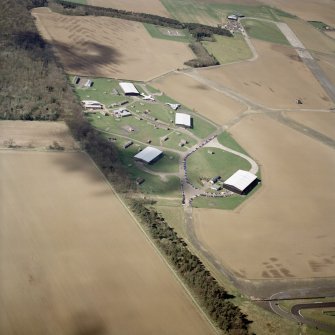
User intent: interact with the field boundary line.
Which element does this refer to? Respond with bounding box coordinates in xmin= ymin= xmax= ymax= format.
xmin=83 ymin=151 xmax=220 ymax=335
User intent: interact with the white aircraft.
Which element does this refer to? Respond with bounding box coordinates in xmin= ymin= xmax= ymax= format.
xmin=141 ymin=93 xmax=155 ymax=101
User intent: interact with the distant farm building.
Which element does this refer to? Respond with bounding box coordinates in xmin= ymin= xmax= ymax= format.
xmin=211 ymin=184 xmax=222 ymax=191
xmin=82 ymin=100 xmax=103 ymax=109
xmin=175 ymin=112 xmax=192 ymax=128
xmin=223 ymin=170 xmax=259 ymax=195
xmin=84 ymin=79 xmax=94 ymax=88
xmin=119 ymin=82 xmax=140 ymax=96
xmin=134 ymin=146 xmax=163 ymax=164
xmin=227 ymin=14 xmax=238 ymax=21
xmin=123 ymin=141 xmax=133 ymax=149
xmin=166 ymin=103 xmax=181 ymax=110
xmin=112 ymin=108 xmax=132 ymax=118
xmin=73 ymin=76 xmax=81 ymax=85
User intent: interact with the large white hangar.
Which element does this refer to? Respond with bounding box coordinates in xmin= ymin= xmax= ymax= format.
xmin=223 ymin=170 xmax=259 ymax=195
xmin=175 ymin=112 xmax=192 ymax=128
xmin=134 ymin=146 xmax=163 ymax=164
xmin=119 ymin=82 xmax=140 ymax=96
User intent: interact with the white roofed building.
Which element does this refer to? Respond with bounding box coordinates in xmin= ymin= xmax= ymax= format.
xmin=82 ymin=100 xmax=103 ymax=109
xmin=175 ymin=112 xmax=192 ymax=128
xmin=134 ymin=146 xmax=163 ymax=164
xmin=119 ymin=82 xmax=140 ymax=96
xmin=223 ymin=170 xmax=258 ymax=195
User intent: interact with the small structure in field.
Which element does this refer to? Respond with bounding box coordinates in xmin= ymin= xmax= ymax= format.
xmin=210 ymin=176 xmax=221 ymax=184
xmin=223 ymin=170 xmax=259 ymax=195
xmin=119 ymin=82 xmax=140 ymax=96
xmin=73 ymin=76 xmax=81 ymax=85
xmin=84 ymin=79 xmax=94 ymax=88
xmin=123 ymin=141 xmax=133 ymax=149
xmin=134 ymin=146 xmax=163 ymax=164
xmin=136 ymin=177 xmax=145 ymax=185
xmin=112 ymin=108 xmax=132 ymax=118
xmin=211 ymin=184 xmax=222 ymax=191
xmin=166 ymin=103 xmax=181 ymax=110
xmin=175 ymin=112 xmax=192 ymax=128
xmin=82 ymin=100 xmax=103 ymax=110
xmin=227 ymin=14 xmax=238 ymax=21
xmin=179 ymin=139 xmax=187 ymax=147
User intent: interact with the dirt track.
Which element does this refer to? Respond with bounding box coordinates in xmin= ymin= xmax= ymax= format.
xmin=0 ymin=148 xmax=215 ymax=335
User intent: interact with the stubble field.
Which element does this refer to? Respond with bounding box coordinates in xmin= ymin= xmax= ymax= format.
xmin=87 ymin=0 xmax=170 ymax=17
xmin=0 ymin=123 xmax=215 ymax=335
xmin=151 ymin=72 xmax=247 ymax=125
xmin=193 ymin=113 xmax=335 ymax=280
xmin=32 ymin=8 xmax=193 ymax=81
xmin=199 ymin=39 xmax=333 ymax=109
xmin=0 ymin=121 xmax=77 ymax=150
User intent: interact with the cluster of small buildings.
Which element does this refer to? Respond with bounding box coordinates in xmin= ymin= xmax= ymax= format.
xmin=209 ymin=170 xmax=258 ymax=195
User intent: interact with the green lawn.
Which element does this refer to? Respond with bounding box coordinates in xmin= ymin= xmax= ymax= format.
xmin=242 ymin=19 xmax=289 ymax=45
xmin=188 ymin=115 xmax=217 ymax=139
xmin=308 ymin=21 xmax=333 ymax=31
xmin=143 ymin=23 xmax=193 ymax=43
xmin=62 ymin=0 xmax=86 ymax=4
xmin=301 ymin=308 xmax=335 ymax=327
xmin=73 ymin=77 xmax=130 ymax=106
xmin=160 ymin=0 xmax=294 ymax=24
xmin=217 ymin=131 xmax=249 ymax=155
xmin=202 ymin=33 xmax=252 ymax=64
xmin=186 ymin=147 xmax=251 ymax=188
xmin=161 ymin=131 xmax=198 ymax=152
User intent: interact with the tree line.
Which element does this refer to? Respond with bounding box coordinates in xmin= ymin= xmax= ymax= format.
xmin=130 ymin=199 xmax=251 ymax=334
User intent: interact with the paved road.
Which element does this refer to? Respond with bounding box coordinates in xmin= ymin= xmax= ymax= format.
xmin=291 ymin=302 xmax=335 ymax=332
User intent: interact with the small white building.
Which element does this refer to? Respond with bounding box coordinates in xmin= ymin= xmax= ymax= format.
xmin=82 ymin=100 xmax=103 ymax=109
xmin=112 ymin=109 xmax=132 ymax=118
xmin=175 ymin=112 xmax=192 ymax=128
xmin=223 ymin=170 xmax=258 ymax=195
xmin=134 ymin=146 xmax=163 ymax=164
xmin=84 ymin=79 xmax=94 ymax=87
xmin=119 ymin=82 xmax=140 ymax=96
xmin=227 ymin=14 xmax=238 ymax=21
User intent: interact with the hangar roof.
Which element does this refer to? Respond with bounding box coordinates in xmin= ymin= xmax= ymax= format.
xmin=119 ymin=82 xmax=139 ymax=95
xmin=175 ymin=112 xmax=191 ymax=127
xmin=223 ymin=170 xmax=257 ymax=192
xmin=134 ymin=146 xmax=163 ymax=163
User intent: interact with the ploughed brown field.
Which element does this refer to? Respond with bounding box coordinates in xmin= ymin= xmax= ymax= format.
xmin=193 ymin=113 xmax=335 ymax=280
xmin=151 ymin=72 xmax=247 ymax=125
xmin=0 ymin=123 xmax=215 ymax=335
xmin=32 ymin=8 xmax=193 ymax=81
xmin=199 ymin=39 xmax=333 ymax=109
xmin=0 ymin=121 xmax=78 ymax=150
xmin=87 ymin=0 xmax=170 ymax=17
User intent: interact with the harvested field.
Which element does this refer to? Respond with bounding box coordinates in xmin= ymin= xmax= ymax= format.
xmin=32 ymin=8 xmax=194 ymax=81
xmin=87 ymin=0 xmax=170 ymax=17
xmin=193 ymin=113 xmax=335 ymax=280
xmin=283 ymin=111 xmax=335 ymax=140
xmin=0 ymin=121 xmax=77 ymax=150
xmin=318 ymin=54 xmax=335 ymax=86
xmin=0 ymin=149 xmax=215 ymax=335
xmin=151 ymin=72 xmax=247 ymax=125
xmin=284 ymin=18 xmax=335 ymax=55
xmin=199 ymin=39 xmax=333 ymax=109
xmin=261 ymin=0 xmax=335 ymax=26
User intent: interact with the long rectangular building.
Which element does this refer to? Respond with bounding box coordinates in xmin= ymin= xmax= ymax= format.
xmin=119 ymin=82 xmax=140 ymax=96
xmin=134 ymin=146 xmax=163 ymax=164
xmin=223 ymin=170 xmax=258 ymax=195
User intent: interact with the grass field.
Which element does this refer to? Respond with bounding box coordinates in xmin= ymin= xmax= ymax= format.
xmin=242 ymin=19 xmax=289 ymax=45
xmin=301 ymin=308 xmax=335 ymax=327
xmin=186 ymin=147 xmax=251 ymax=188
xmin=217 ymin=131 xmax=249 ymax=156
xmin=143 ymin=23 xmax=193 ymax=43
xmin=202 ymin=33 xmax=252 ymax=64
xmin=160 ymin=0 xmax=294 ymax=25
